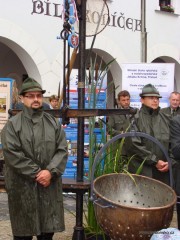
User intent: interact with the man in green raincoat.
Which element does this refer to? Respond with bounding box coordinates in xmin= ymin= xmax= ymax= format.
xmin=126 ymin=84 xmax=171 ymax=185
xmin=108 ymin=90 xmax=133 ymax=136
xmin=1 ymin=78 xmax=68 ymax=240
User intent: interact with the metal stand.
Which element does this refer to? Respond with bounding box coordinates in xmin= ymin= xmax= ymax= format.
xmin=90 ymin=131 xmax=174 ymax=200
xmin=73 ymin=1 xmax=86 ymax=239
xmin=61 ymin=1 xmax=87 ymax=239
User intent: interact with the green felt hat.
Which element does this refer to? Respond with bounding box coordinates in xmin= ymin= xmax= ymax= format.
xmin=19 ymin=77 xmax=46 ymax=95
xmin=139 ymin=84 xmax=162 ymax=98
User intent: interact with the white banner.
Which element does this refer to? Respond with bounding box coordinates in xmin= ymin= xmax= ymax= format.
xmin=121 ymin=63 xmax=175 ymax=109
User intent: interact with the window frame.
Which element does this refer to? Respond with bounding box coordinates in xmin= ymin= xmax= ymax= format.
xmin=159 ymin=0 xmax=175 ymax=13
xmin=159 ymin=0 xmax=171 ymax=7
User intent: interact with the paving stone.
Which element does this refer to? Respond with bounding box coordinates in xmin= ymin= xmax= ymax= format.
xmin=0 ymin=192 xmax=76 ymax=240
xmin=0 ymin=192 xmax=178 ymax=240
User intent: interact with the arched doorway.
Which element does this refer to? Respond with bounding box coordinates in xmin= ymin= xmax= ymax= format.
xmin=0 ymin=41 xmax=27 ymax=89
xmin=152 ymin=56 xmax=180 ymax=91
xmin=72 ymin=48 xmax=121 ymax=109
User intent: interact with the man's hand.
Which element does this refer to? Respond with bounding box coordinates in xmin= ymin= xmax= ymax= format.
xmin=36 ymin=170 xmax=52 ymax=187
xmin=155 ymin=160 xmax=169 ymax=172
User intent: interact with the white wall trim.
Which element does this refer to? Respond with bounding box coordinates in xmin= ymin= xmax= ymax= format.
xmin=147 ymin=44 xmax=180 ymax=63
xmin=0 ymin=18 xmax=51 ymax=88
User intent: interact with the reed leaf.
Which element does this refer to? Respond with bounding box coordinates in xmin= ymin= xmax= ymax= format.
xmin=84 ymin=57 xmax=115 ymax=237
xmin=135 ymin=157 xmax=147 ymax=175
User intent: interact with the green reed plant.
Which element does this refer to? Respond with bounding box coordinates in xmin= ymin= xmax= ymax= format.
xmin=84 ymin=56 xmax=115 ymax=239
xmin=84 ymin=56 xmax=144 ymax=239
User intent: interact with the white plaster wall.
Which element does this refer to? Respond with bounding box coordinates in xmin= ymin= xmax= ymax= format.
xmin=0 ymin=0 xmax=179 ymax=94
xmin=148 ymin=44 xmax=180 ymax=64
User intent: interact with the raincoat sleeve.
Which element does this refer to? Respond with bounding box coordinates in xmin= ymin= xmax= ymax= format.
xmin=46 ymin=123 xmax=68 ymax=177
xmin=107 ymin=115 xmax=121 ymax=136
xmin=126 ymin=123 xmax=158 ymax=166
xmin=170 ymin=116 xmax=180 ymax=160
xmin=1 ymin=121 xmax=41 ymax=179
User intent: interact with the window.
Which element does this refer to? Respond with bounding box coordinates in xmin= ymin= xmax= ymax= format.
xmin=159 ymin=0 xmax=174 ymax=13
xmin=159 ymin=0 xmax=171 ymax=7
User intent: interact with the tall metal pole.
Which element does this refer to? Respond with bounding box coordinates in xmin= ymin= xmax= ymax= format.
xmin=141 ymin=0 xmax=147 ymax=62
xmin=72 ymin=0 xmax=86 ymax=239
xmin=77 ymin=0 xmax=86 ymax=183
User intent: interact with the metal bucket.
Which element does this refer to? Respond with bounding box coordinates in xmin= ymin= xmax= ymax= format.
xmin=90 ymin=132 xmax=177 ymax=240
xmin=93 ymin=173 xmax=176 ymax=240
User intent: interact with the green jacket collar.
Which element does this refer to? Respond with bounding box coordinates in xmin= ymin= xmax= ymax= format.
xmin=23 ymin=105 xmax=43 ymax=123
xmin=141 ymin=104 xmax=160 ymax=115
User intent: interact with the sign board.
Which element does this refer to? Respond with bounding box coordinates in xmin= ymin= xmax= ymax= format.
xmin=121 ymin=63 xmax=175 ymax=109
xmin=0 ymin=78 xmax=14 ymax=147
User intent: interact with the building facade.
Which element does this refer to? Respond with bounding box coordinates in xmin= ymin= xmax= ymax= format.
xmin=0 ymin=0 xmax=179 ymax=107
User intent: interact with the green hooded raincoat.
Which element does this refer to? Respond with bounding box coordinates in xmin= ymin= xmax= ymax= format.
xmin=126 ymin=104 xmax=171 ymax=184
xmin=1 ymin=106 xmax=68 ymax=236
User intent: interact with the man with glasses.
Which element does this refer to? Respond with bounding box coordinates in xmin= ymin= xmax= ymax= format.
xmin=126 ymin=84 xmax=170 ymax=185
xmin=1 ymin=78 xmax=68 ymax=240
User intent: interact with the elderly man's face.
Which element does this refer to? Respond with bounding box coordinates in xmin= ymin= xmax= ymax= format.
xmin=141 ymin=96 xmax=160 ymax=109
xmin=21 ymin=91 xmax=43 ymax=109
xmin=169 ymin=93 xmax=180 ymax=110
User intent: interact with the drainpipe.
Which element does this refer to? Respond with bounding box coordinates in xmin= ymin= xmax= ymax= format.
xmin=141 ymin=0 xmax=147 ymax=62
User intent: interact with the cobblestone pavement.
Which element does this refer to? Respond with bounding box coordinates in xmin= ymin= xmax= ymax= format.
xmin=0 ymin=191 xmax=178 ymax=240
xmin=0 ymin=191 xmax=77 ymax=240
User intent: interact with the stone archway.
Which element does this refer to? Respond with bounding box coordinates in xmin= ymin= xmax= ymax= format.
xmin=0 ymin=41 xmax=27 ymax=88
xmin=152 ymin=56 xmax=180 ymax=92
xmin=0 ymin=18 xmax=51 ymax=92
xmin=69 ymin=47 xmax=121 ymax=109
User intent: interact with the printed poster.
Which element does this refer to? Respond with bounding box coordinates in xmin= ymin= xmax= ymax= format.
xmin=121 ymin=63 xmax=175 ymax=109
xmin=0 ymin=78 xmax=14 ymax=146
